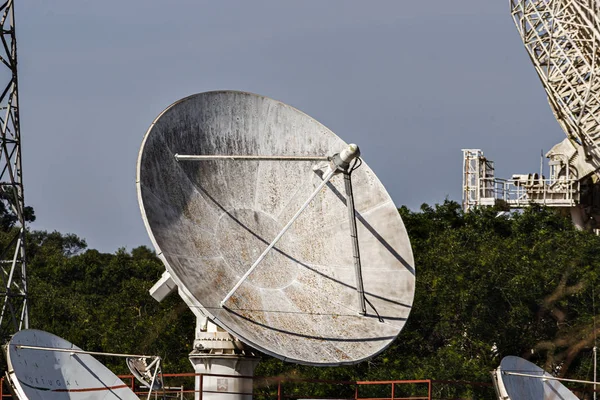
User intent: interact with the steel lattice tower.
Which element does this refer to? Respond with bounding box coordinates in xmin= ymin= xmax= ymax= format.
xmin=510 ymin=0 xmax=600 ymax=161
xmin=0 ymin=0 xmax=28 ymax=340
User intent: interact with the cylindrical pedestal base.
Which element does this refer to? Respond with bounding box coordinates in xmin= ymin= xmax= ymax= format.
xmin=189 ymin=354 xmax=260 ymax=400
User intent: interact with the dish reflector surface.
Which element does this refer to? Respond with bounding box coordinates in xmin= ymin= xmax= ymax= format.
xmin=495 ymin=356 xmax=578 ymax=400
xmin=6 ymin=329 xmax=137 ymax=400
xmin=137 ymin=91 xmax=415 ymax=365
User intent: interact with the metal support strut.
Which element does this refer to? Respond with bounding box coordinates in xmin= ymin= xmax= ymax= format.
xmin=175 ymin=144 xmax=366 ymax=314
xmin=220 ymin=144 xmax=362 ymax=308
xmin=344 ymin=170 xmax=366 ymax=315
xmin=221 ymin=165 xmax=337 ymax=307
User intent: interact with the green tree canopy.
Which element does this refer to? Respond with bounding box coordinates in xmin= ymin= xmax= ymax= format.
xmin=25 ymin=230 xmax=195 ymax=374
xmin=257 ymin=201 xmax=600 ymax=398
xmin=0 ymin=199 xmax=598 ymax=399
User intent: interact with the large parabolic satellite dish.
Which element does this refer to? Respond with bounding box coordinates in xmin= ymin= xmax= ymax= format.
xmin=137 ymin=91 xmax=415 ymax=365
xmin=5 ymin=329 xmax=138 ymax=400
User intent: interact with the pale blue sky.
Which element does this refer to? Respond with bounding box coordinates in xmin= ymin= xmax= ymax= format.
xmin=15 ymin=1 xmax=563 ymax=252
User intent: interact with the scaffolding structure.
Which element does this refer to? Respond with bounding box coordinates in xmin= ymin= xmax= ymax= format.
xmin=461 ymin=150 xmax=579 ymax=213
xmin=462 ymin=149 xmax=496 ymax=211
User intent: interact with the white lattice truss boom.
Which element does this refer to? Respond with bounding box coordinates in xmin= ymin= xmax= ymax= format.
xmin=511 ymin=0 xmax=600 ymax=160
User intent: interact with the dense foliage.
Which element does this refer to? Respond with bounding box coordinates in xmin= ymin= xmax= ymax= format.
xmin=4 ymin=200 xmax=600 ymax=398
xmin=257 ymin=201 xmax=600 ymax=398
xmin=25 ymin=232 xmax=195 ymax=374
xmin=399 ymin=201 xmax=600 ymax=381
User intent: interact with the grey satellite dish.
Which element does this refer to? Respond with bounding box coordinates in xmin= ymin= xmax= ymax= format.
xmin=493 ymin=356 xmax=578 ymax=400
xmin=126 ymin=357 xmax=163 ymax=389
xmin=137 ymin=91 xmax=415 ymax=365
xmin=5 ymin=329 xmax=138 ymax=400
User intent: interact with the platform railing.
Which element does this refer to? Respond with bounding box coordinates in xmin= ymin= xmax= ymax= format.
xmin=0 ymin=373 xmax=504 ymax=400
xmin=118 ymin=373 xmax=433 ymax=400
xmin=478 ymin=177 xmax=580 ymax=208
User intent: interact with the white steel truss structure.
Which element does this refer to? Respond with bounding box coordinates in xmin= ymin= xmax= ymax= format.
xmin=462 ymin=149 xmax=496 ymax=211
xmin=0 ymin=0 xmax=28 ymax=341
xmin=510 ymin=0 xmax=600 ymax=164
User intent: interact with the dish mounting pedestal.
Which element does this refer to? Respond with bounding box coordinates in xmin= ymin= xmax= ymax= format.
xmin=189 ymin=318 xmax=259 ymax=400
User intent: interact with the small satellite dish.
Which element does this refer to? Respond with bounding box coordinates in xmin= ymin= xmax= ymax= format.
xmin=493 ymin=356 xmax=578 ymax=400
xmin=137 ymin=91 xmax=416 ymax=365
xmin=126 ymin=356 xmax=163 ymax=389
xmin=5 ymin=329 xmax=138 ymax=400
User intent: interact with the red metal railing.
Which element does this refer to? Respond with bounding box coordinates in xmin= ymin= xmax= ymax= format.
xmin=0 ymin=377 xmax=8 ymax=399
xmin=355 ymin=379 xmax=432 ymax=400
xmin=0 ymin=373 xmax=500 ymax=399
xmin=120 ymin=373 xmax=432 ymax=400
